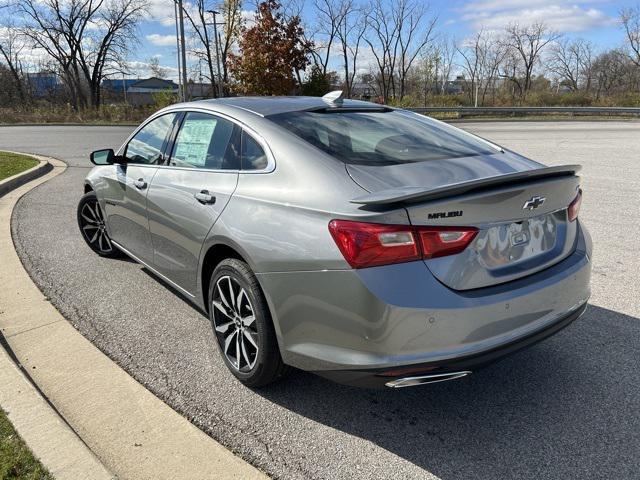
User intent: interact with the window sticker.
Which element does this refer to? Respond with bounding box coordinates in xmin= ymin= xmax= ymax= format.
xmin=173 ymin=117 xmax=217 ymax=167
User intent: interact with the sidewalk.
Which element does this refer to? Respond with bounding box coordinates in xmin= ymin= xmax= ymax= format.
xmin=0 ymin=154 xmax=267 ymax=479
xmin=0 ymin=343 xmax=114 ymax=479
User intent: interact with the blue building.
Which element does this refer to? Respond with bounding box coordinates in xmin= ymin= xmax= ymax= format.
xmin=27 ymin=72 xmax=60 ymax=97
xmin=101 ymin=78 xmax=140 ymax=93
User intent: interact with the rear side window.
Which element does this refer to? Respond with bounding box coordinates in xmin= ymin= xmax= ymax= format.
xmin=125 ymin=113 xmax=177 ymax=164
xmin=170 ymin=112 xmax=240 ymax=170
xmin=241 ymin=131 xmax=268 ymax=170
xmin=267 ymin=110 xmax=497 ymax=166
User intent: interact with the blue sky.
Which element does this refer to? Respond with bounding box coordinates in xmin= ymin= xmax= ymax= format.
xmin=132 ymin=0 xmax=635 ymax=80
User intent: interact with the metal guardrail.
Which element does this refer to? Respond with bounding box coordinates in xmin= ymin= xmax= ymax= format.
xmin=405 ymin=106 xmax=640 ymax=117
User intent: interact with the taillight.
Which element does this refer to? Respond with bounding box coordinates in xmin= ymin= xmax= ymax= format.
xmin=417 ymin=227 xmax=479 ymax=259
xmin=568 ymin=189 xmax=582 ymax=222
xmin=328 ymin=220 xmax=478 ymax=269
xmin=328 ymin=220 xmax=420 ymax=268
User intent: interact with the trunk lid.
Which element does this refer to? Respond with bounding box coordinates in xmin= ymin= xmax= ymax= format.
xmin=347 ymin=154 xmax=581 ymax=290
xmin=346 ymin=151 xmax=545 ymax=194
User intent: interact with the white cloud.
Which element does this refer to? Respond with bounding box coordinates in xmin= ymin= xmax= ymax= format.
xmin=240 ymin=9 xmax=257 ymax=27
xmin=86 ymin=18 xmax=110 ymax=31
xmin=145 ymin=0 xmax=255 ymax=28
xmin=125 ymin=59 xmax=179 ymax=80
xmin=147 ymin=0 xmax=176 ymax=26
xmin=146 ymin=33 xmax=177 ymax=46
xmin=351 ymin=48 xmax=376 ymax=75
xmin=458 ymin=0 xmax=615 ymax=33
xmin=0 ymin=28 xmax=54 ymax=68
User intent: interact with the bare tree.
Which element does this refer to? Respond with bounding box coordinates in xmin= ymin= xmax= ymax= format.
xmin=480 ymin=37 xmax=507 ymax=104
xmin=499 ymin=47 xmax=524 ymax=101
xmin=503 ymin=22 xmax=560 ymax=96
xmin=415 ymin=48 xmax=437 ymax=105
xmin=182 ymin=0 xmax=218 ymax=96
xmin=148 ymin=56 xmax=168 ymax=78
xmin=85 ymin=0 xmax=149 ymax=106
xmin=364 ymin=0 xmax=437 ymax=103
xmin=335 ymin=0 xmax=365 ymax=97
xmin=363 ymin=0 xmax=396 ymax=102
xmin=18 ymin=0 xmax=91 ymax=109
xmin=549 ymin=37 xmax=595 ymax=92
xmin=395 ymin=1 xmax=436 ymax=100
xmin=458 ymin=29 xmax=506 ymax=106
xmin=457 ymin=31 xmax=483 ymax=105
xmin=182 ymin=0 xmax=241 ymax=94
xmin=359 ymin=70 xmax=380 ymax=98
xmin=17 ymin=0 xmax=148 ymax=109
xmin=434 ymin=35 xmax=455 ymax=95
xmin=279 ymin=0 xmax=312 ymax=86
xmin=313 ymin=0 xmax=345 ymax=76
xmin=0 ymin=17 xmax=27 ymax=102
xmin=219 ymin=0 xmax=242 ymax=85
xmin=591 ymin=50 xmax=632 ymax=99
xmin=620 ymin=5 xmax=640 ymax=67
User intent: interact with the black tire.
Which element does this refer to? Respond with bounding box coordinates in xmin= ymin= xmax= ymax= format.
xmin=208 ymin=258 xmax=291 ymax=387
xmin=77 ymin=191 xmax=121 ymax=258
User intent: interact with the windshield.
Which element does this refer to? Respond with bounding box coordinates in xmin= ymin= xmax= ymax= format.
xmin=267 ymin=110 xmax=498 ymax=166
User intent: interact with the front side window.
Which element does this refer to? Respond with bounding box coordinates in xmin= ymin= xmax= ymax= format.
xmin=241 ymin=131 xmax=268 ymax=170
xmin=170 ymin=112 xmax=240 ymax=170
xmin=125 ymin=113 xmax=177 ymax=164
xmin=267 ymin=110 xmax=498 ymax=166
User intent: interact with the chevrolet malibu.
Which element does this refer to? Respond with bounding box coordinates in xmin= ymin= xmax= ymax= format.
xmin=78 ymin=93 xmax=591 ymax=388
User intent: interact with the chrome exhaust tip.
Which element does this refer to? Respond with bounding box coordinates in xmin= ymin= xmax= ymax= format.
xmin=385 ymin=371 xmax=472 ymax=388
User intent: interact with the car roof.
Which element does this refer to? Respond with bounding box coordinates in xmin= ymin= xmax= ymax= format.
xmin=185 ymin=96 xmax=386 ymax=117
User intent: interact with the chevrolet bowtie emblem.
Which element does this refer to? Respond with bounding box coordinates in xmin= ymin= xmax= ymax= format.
xmin=523 ymin=196 xmax=546 ymax=210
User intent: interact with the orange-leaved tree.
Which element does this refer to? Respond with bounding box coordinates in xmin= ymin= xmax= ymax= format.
xmin=227 ymin=0 xmax=313 ymax=95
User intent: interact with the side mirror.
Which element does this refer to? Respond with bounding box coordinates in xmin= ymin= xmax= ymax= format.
xmin=90 ymin=149 xmax=115 ymax=165
xmin=90 ymin=149 xmax=126 ymax=165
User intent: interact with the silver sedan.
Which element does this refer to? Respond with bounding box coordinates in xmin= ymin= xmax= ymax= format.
xmin=78 ymin=93 xmax=591 ymax=388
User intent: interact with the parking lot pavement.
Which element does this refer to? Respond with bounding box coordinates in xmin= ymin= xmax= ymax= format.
xmin=3 ymin=121 xmax=639 ymax=479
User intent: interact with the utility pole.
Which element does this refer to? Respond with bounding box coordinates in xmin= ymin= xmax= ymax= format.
xmin=122 ymin=72 xmax=127 ymax=104
xmin=474 ymin=80 xmax=479 ymax=108
xmin=434 ymin=55 xmax=439 ymax=96
xmin=176 ymin=0 xmax=188 ymax=101
xmin=173 ymin=0 xmax=183 ymax=101
xmin=207 ymin=10 xmax=224 ymax=98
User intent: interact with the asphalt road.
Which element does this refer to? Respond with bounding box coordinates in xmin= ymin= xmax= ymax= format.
xmin=3 ymin=121 xmax=640 ymax=479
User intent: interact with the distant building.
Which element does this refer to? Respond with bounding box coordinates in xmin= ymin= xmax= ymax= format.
xmin=126 ymin=77 xmax=178 ymax=93
xmin=102 ymin=77 xmax=179 ymax=106
xmin=102 ymin=78 xmax=139 ymax=93
xmin=444 ymin=76 xmax=465 ymax=95
xmin=186 ymin=82 xmax=215 ymax=99
xmin=27 ymin=72 xmax=60 ymax=97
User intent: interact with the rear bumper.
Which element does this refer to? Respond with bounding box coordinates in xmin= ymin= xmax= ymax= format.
xmin=317 ymin=301 xmax=587 ymax=388
xmin=257 ymin=222 xmax=592 ymax=386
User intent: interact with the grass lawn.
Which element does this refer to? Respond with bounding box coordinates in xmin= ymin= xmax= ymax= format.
xmin=0 ymin=409 xmax=52 ymax=480
xmin=0 ymin=152 xmax=39 ymax=182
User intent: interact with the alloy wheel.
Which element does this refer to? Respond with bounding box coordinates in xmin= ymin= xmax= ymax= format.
xmin=79 ymin=200 xmax=113 ymax=254
xmin=212 ymin=276 xmax=259 ymax=372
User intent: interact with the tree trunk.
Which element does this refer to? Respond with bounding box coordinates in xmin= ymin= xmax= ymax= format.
xmin=0 ymin=48 xmax=26 ymax=103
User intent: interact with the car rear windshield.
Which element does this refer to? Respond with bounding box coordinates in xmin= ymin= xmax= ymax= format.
xmin=267 ymin=110 xmax=498 ymax=166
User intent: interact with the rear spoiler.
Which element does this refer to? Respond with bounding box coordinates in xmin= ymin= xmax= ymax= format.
xmin=351 ymin=164 xmax=582 ymax=205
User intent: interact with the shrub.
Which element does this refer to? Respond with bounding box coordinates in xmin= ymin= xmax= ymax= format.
xmin=152 ymin=90 xmax=179 ymax=110
xmin=557 ymin=92 xmax=593 ymax=107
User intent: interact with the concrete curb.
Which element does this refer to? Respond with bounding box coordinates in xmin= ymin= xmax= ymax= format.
xmin=0 ymin=153 xmax=268 ymax=480
xmin=0 ymin=339 xmax=116 ymax=479
xmin=0 ymin=155 xmax=114 ymax=479
xmin=0 ymin=156 xmax=52 ymax=197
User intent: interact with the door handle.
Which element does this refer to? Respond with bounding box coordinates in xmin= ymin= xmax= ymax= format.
xmin=133 ymin=178 xmax=147 ymax=190
xmin=194 ymin=190 xmax=216 ymax=205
